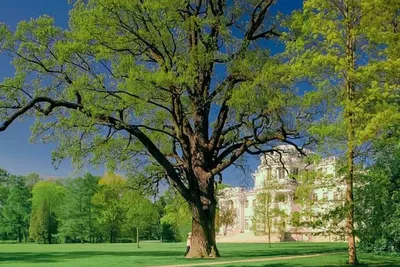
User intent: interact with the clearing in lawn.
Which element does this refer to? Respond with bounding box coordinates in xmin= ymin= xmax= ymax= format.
xmin=0 ymin=242 xmax=398 ymax=267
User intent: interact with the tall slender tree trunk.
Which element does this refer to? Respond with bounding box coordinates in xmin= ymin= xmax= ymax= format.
xmin=88 ymin=198 xmax=93 ymax=243
xmin=47 ymin=209 xmax=52 ymax=244
xmin=47 ymin=230 xmax=52 ymax=244
xmin=267 ymin=194 xmax=271 ymax=248
xmin=345 ymin=3 xmax=358 ymax=264
xmin=345 ymin=139 xmax=357 ymax=264
xmin=136 ymin=227 xmax=140 ymax=248
xmin=268 ymin=226 xmax=271 ymax=248
xmin=17 ymin=224 xmax=22 ymax=243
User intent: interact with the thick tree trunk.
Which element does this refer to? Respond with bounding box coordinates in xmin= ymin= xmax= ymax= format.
xmin=186 ymin=203 xmax=220 ymax=258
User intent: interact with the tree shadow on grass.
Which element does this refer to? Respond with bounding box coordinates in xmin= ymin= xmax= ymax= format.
xmin=0 ymin=244 xmax=349 ymax=265
xmin=221 ymin=262 xmax=400 ymax=267
xmin=0 ymin=251 xmax=182 ymax=264
xmin=220 ymin=245 xmax=347 ymax=258
xmin=0 ymin=246 xmax=348 ymax=265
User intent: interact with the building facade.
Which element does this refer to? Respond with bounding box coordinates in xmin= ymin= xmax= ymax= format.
xmin=218 ymin=145 xmax=345 ymax=241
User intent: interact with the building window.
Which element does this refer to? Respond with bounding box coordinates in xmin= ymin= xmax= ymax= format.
xmin=252 ymin=199 xmax=256 ymax=207
xmin=276 ymin=194 xmax=286 ymax=203
xmin=245 ymin=200 xmax=249 ymax=208
xmin=266 ymin=168 xmax=272 ymax=178
xmin=291 ymin=167 xmax=299 ymax=177
xmin=228 ymin=200 xmax=234 ymax=209
xmin=278 ymin=167 xmax=285 ymax=179
xmin=311 ymin=193 xmax=317 ymax=201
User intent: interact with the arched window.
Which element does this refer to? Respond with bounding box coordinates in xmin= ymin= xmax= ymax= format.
xmin=278 ymin=167 xmax=285 ymax=179
xmin=228 ymin=200 xmax=234 ymax=209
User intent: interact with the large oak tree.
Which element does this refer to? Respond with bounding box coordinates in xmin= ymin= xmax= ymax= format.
xmin=0 ymin=0 xmax=309 ymax=257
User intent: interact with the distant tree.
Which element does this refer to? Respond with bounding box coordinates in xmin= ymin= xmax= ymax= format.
xmin=356 ymin=143 xmax=400 ymax=253
xmin=252 ymin=178 xmax=286 ymax=247
xmin=160 ymin=222 xmax=177 ymax=242
xmin=125 ymin=196 xmax=159 ymax=248
xmin=25 ymin=173 xmax=41 ymax=191
xmin=218 ymin=204 xmax=237 ymax=236
xmin=161 ymin=188 xmax=191 ymax=242
xmin=92 ymin=173 xmax=130 ymax=243
xmin=29 ymin=181 xmax=65 ymax=243
xmin=153 ymin=195 xmax=167 ymax=241
xmin=59 ymin=173 xmax=99 ymax=243
xmin=1 ymin=175 xmax=31 ymax=242
xmin=294 ymin=163 xmax=346 ymax=239
xmin=0 ymin=168 xmax=10 ymax=239
xmin=29 ymin=200 xmax=56 ymax=244
xmin=294 ymin=167 xmax=324 ymax=229
xmin=0 ymin=168 xmax=10 ymax=206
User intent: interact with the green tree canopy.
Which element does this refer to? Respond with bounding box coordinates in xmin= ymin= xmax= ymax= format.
xmin=285 ymin=0 xmax=399 ymax=263
xmin=92 ymin=173 xmax=131 ymax=243
xmin=59 ymin=173 xmax=100 ymax=243
xmin=161 ymin=187 xmax=192 ymax=242
xmin=1 ymin=175 xmax=31 ymax=242
xmin=356 ymin=142 xmax=400 ymax=253
xmin=29 ymin=180 xmax=66 ymax=244
xmin=0 ymin=0 xmax=312 ymax=257
xmin=252 ymin=176 xmax=286 ymax=247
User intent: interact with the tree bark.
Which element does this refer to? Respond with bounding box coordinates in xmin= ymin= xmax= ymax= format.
xmin=137 ymin=227 xmax=140 ymax=248
xmin=186 ymin=203 xmax=220 ymax=258
xmin=345 ymin=156 xmax=357 ymax=264
xmin=17 ymin=226 xmax=22 ymax=243
xmin=345 ymin=92 xmax=357 ymax=264
xmin=345 ymin=3 xmax=358 ymax=264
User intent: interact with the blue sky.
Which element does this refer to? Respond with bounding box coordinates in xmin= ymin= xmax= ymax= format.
xmin=0 ymin=0 xmax=303 ymax=185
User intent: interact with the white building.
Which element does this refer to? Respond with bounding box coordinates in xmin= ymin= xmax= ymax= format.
xmin=218 ymin=145 xmax=345 ymax=242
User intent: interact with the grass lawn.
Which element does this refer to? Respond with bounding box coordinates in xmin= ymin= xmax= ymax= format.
xmin=0 ymin=242 xmax=398 ymax=267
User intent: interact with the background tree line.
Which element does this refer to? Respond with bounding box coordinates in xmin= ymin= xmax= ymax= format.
xmin=0 ymin=170 xmax=193 ymax=244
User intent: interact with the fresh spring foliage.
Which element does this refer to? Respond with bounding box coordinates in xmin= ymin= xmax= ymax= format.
xmin=284 ymin=0 xmax=400 ymax=263
xmin=0 ymin=1 xmax=313 ymax=256
xmin=59 ymin=173 xmax=100 ymax=243
xmin=0 ymin=167 xmax=183 ymax=244
xmin=356 ymin=142 xmax=400 ymax=253
xmin=29 ymin=180 xmax=66 ymax=244
xmin=252 ymin=177 xmax=287 ymax=246
xmin=160 ymin=187 xmax=192 ymax=242
xmin=0 ymin=172 xmax=31 ymax=242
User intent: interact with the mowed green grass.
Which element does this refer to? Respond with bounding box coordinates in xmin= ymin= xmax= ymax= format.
xmin=0 ymin=242 xmax=397 ymax=267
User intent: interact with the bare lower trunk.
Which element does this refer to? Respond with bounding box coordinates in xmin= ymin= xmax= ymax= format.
xmin=346 ymin=146 xmax=358 ymax=265
xmin=47 ymin=231 xmax=52 ymax=244
xmin=186 ymin=204 xmax=220 ymax=258
xmin=136 ymin=227 xmax=140 ymax=248
xmin=17 ymin=227 xmax=22 ymax=243
xmin=268 ymin=226 xmax=271 ymax=248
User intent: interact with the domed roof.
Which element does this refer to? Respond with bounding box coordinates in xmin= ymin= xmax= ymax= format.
xmin=271 ymin=144 xmax=313 ymax=156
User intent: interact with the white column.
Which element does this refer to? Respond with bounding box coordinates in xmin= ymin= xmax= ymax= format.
xmin=239 ymin=193 xmax=245 ymax=233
